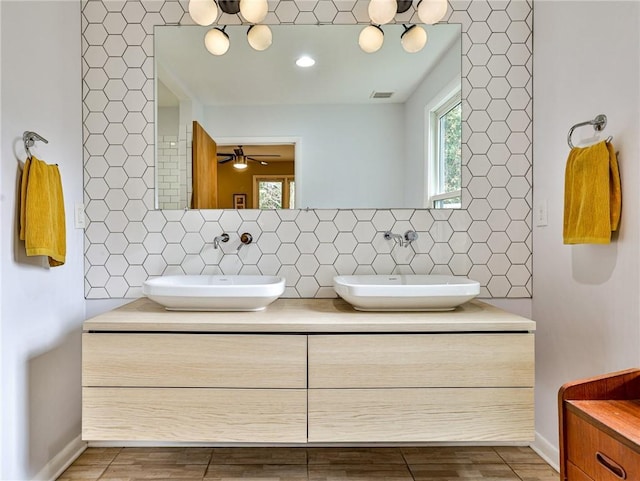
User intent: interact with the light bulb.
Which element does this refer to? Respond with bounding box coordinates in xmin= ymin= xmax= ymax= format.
xmin=247 ymin=25 xmax=272 ymax=51
xmin=204 ymin=28 xmax=230 ymax=56
xmin=417 ymin=0 xmax=448 ymax=24
xmin=188 ymin=0 xmax=218 ymax=26
xmin=358 ymin=25 xmax=384 ymax=53
xmin=240 ymin=0 xmax=269 ymax=24
xmin=295 ymin=56 xmax=315 ymax=67
xmin=233 ymin=158 xmax=248 ymax=170
xmin=368 ymin=0 xmax=397 ymax=25
xmin=401 ymin=25 xmax=427 ymax=53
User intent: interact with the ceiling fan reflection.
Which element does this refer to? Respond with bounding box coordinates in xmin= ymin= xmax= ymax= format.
xmin=216 ymin=145 xmax=280 ymax=166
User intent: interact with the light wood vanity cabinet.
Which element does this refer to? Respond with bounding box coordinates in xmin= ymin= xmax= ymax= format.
xmin=82 ymin=333 xmax=307 ymax=442
xmin=83 ymin=333 xmax=307 ymax=388
xmin=82 ymin=298 xmax=535 ymax=444
xmin=307 ymin=334 xmax=534 ymax=442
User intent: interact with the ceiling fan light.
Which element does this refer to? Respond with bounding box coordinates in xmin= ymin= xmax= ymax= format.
xmin=368 ymin=0 xmax=397 ymax=25
xmin=188 ymin=0 xmax=218 ymax=26
xmin=401 ymin=25 xmax=427 ymax=53
xmin=358 ymin=25 xmax=384 ymax=53
xmin=204 ymin=27 xmax=230 ymax=56
xmin=240 ymin=0 xmax=269 ymax=24
xmin=417 ymin=0 xmax=448 ymax=24
xmin=247 ymin=24 xmax=272 ymax=51
xmin=233 ymin=157 xmax=248 ymax=170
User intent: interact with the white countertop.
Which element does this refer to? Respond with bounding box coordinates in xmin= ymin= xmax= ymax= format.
xmin=83 ymin=297 xmax=536 ymax=333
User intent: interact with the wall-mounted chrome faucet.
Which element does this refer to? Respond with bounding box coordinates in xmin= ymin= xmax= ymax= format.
xmin=383 ymin=230 xmax=418 ymax=248
xmin=213 ymin=233 xmax=229 ymax=249
xmin=384 ymin=231 xmax=404 ymax=245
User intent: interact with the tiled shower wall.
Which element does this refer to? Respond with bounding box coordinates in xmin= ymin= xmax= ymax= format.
xmin=82 ymin=0 xmax=533 ymax=299
xmin=157 ymin=127 xmax=192 ymax=209
xmin=156 ymin=135 xmax=183 ymax=209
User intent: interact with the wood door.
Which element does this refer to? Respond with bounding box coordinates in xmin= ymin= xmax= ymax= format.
xmin=191 ymin=121 xmax=218 ymax=208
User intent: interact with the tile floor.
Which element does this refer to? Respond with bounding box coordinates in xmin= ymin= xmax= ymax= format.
xmin=57 ymin=446 xmax=559 ymax=480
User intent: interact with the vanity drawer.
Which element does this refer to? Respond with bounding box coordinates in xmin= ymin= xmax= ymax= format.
xmin=82 ymin=333 xmax=306 ymax=388
xmin=307 ymin=387 xmax=534 ymax=443
xmin=567 ymin=410 xmax=640 ymax=480
xmin=308 ymin=334 xmax=534 ymax=388
xmin=567 ymin=462 xmax=594 ymax=481
xmin=82 ymin=387 xmax=307 ymax=442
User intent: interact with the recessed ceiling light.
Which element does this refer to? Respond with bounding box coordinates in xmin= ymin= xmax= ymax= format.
xmin=296 ymin=56 xmax=315 ymax=68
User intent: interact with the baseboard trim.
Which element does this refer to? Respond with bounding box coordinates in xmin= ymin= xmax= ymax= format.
xmin=34 ymin=435 xmax=87 ymax=481
xmin=531 ymin=431 xmax=559 ymax=472
xmin=89 ymin=440 xmax=532 ymax=448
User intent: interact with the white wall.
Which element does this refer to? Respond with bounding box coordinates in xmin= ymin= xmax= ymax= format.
xmin=157 ymin=106 xmax=180 ymax=137
xmin=1 ymin=1 xmax=86 ymax=479
xmin=203 ymin=103 xmax=406 ymax=208
xmin=532 ymin=0 xmax=640 ymax=465
xmin=404 ymin=34 xmax=462 ymax=207
xmin=0 ymin=2 xmax=4 ymax=475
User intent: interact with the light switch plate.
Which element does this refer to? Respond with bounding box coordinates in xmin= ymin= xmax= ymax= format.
xmin=535 ymin=200 xmax=548 ymax=227
xmin=74 ymin=203 xmax=86 ymax=229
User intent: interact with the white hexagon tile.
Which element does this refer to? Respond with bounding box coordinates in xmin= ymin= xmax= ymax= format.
xmin=82 ymin=0 xmax=532 ymax=299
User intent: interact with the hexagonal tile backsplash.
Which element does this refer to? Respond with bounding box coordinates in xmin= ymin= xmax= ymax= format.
xmin=82 ymin=0 xmax=532 ymax=299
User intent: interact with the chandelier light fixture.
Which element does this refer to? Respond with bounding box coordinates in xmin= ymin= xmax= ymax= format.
xmin=401 ymin=24 xmax=428 ymax=53
xmin=359 ymin=25 xmax=385 ymax=53
xmin=239 ymin=0 xmax=269 ymax=24
xmin=189 ymin=0 xmax=273 ymax=55
xmin=246 ymin=24 xmax=272 ymax=51
xmin=204 ymin=26 xmax=230 ymax=55
xmin=368 ymin=0 xmax=398 ymax=25
xmin=188 ymin=0 xmax=218 ymax=25
xmin=417 ymin=0 xmax=448 ymax=24
xmin=360 ymin=0 xmax=437 ymax=53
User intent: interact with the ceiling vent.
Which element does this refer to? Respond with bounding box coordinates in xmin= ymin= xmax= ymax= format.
xmin=370 ymin=91 xmax=394 ymax=99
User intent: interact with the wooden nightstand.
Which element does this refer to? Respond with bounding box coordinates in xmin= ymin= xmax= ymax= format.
xmin=559 ymin=369 xmax=640 ymax=480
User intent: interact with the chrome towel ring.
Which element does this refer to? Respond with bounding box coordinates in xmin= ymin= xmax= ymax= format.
xmin=567 ymin=114 xmax=608 ymax=149
xmin=23 ymin=131 xmax=48 ymax=159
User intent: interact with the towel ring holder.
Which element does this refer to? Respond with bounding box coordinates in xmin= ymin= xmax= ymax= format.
xmin=23 ymin=131 xmax=48 ymax=159
xmin=567 ymin=114 xmax=608 ymax=149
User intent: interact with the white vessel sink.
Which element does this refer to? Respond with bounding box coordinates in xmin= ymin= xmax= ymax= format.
xmin=142 ymin=275 xmax=285 ymax=311
xmin=333 ymin=274 xmax=480 ymax=312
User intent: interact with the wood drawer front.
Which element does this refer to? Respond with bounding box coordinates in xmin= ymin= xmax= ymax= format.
xmin=82 ymin=333 xmax=306 ymax=388
xmin=567 ymin=411 xmax=640 ymax=481
xmin=83 ymin=387 xmax=307 ymax=442
xmin=308 ymin=388 xmax=534 ymax=443
xmin=308 ymin=334 xmax=534 ymax=388
xmin=567 ymin=462 xmax=594 ymax=481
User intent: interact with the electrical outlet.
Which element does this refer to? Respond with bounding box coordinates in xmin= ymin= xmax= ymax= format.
xmin=535 ymin=200 xmax=548 ymax=227
xmin=74 ymin=203 xmax=86 ymax=229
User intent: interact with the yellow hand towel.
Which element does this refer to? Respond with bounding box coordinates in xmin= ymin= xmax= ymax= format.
xmin=563 ymin=140 xmax=621 ymax=244
xmin=19 ymin=156 xmax=66 ymax=266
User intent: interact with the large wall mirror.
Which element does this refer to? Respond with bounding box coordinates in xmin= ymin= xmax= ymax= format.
xmin=155 ymin=23 xmax=462 ymax=210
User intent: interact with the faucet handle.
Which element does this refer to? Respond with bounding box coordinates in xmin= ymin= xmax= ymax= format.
xmin=236 ymin=233 xmax=253 ymax=254
xmin=404 ymin=230 xmax=418 ymax=243
xmin=240 ymin=233 xmax=253 ymax=245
